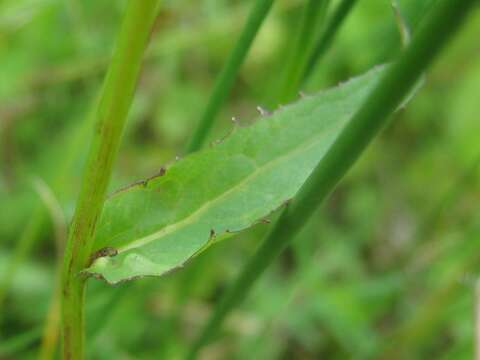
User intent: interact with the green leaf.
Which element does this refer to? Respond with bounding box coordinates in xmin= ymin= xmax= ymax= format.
xmin=86 ymin=65 xmax=387 ymax=284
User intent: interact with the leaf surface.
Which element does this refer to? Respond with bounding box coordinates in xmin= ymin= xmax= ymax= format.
xmin=86 ymin=65 xmax=387 ymax=284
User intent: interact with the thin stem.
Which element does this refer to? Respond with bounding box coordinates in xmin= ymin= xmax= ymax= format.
xmin=186 ymin=0 xmax=275 ymax=153
xmin=0 ymin=0 xmax=268 ymax=331
xmin=187 ymin=0 xmax=476 ymax=357
xmin=35 ymin=179 xmax=67 ymax=360
xmin=278 ymin=0 xmax=330 ymax=103
xmin=60 ymin=1 xmax=160 ymax=359
xmin=302 ymin=0 xmax=358 ymax=82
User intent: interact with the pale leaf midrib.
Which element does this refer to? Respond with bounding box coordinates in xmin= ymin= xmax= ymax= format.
xmin=115 ymin=121 xmax=343 ymax=255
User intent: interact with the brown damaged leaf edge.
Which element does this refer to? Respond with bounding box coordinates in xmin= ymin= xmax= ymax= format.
xmin=108 ymin=166 xmax=167 ymax=198
xmin=88 ymin=247 xmax=119 ymax=266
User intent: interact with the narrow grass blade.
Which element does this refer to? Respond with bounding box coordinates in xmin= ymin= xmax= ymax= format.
xmin=186 ymin=0 xmax=275 ymax=153
xmin=187 ymin=0 xmax=477 ymax=356
xmin=278 ymin=0 xmax=330 ymax=103
xmin=302 ymin=0 xmax=358 ymax=82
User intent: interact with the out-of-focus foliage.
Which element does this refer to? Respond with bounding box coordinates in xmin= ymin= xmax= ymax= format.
xmin=0 ymin=0 xmax=479 ymax=359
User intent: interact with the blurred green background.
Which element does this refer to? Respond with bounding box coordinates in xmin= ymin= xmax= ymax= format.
xmin=1 ymin=0 xmax=479 ymax=359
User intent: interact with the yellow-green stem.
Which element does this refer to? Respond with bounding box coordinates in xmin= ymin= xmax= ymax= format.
xmin=60 ymin=1 xmax=160 ymax=359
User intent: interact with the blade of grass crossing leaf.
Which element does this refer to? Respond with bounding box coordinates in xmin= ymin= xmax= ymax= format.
xmin=278 ymin=0 xmax=330 ymax=103
xmin=60 ymin=1 xmax=161 ymax=359
xmin=182 ymin=0 xmax=274 ymax=331
xmin=187 ymin=0 xmax=477 ymax=357
xmin=302 ymin=0 xmax=358 ymax=82
xmin=186 ymin=0 xmax=274 ymax=153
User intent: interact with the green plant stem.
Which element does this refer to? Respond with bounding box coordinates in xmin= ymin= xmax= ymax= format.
xmin=187 ymin=0 xmax=476 ymax=357
xmin=60 ymin=1 xmax=160 ymax=359
xmin=302 ymin=0 xmax=358 ymax=82
xmin=39 ymin=270 xmax=62 ymax=360
xmin=38 ymin=186 xmax=67 ymax=360
xmin=0 ymin=0 xmax=268 ymax=334
xmin=186 ymin=0 xmax=275 ymax=153
xmin=278 ymin=0 xmax=330 ymax=103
